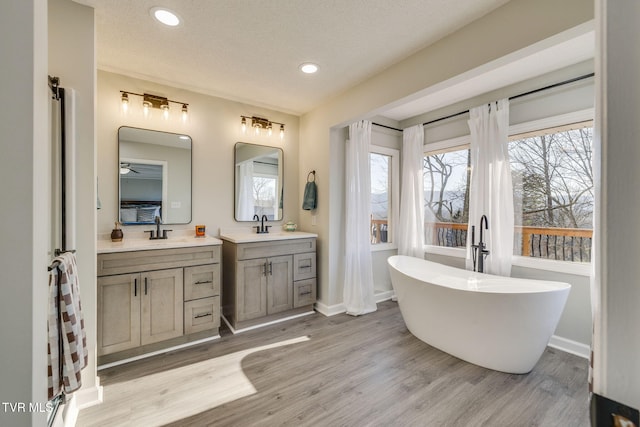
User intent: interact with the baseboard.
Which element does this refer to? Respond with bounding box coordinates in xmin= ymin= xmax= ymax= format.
xmin=548 ymin=335 xmax=590 ymax=359
xmin=52 ymin=380 xmax=103 ymax=427
xmin=314 ymin=291 xmax=395 ymax=317
xmin=375 ymin=290 xmax=395 ymax=303
xmin=221 ymin=311 xmax=315 ymax=334
xmin=98 ymin=335 xmax=221 ymax=370
xmin=314 ymin=301 xmax=345 ymax=317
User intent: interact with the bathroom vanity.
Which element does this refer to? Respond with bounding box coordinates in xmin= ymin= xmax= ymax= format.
xmin=220 ymin=231 xmax=317 ymax=332
xmin=96 ymin=234 xmax=222 ymax=366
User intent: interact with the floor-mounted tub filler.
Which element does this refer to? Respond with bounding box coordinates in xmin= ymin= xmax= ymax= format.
xmin=387 ymin=255 xmax=571 ymax=374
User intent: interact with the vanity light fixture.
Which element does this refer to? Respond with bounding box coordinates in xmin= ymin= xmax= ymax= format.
xmin=240 ymin=115 xmax=285 ymax=140
xmin=120 ymin=90 xmax=188 ymax=121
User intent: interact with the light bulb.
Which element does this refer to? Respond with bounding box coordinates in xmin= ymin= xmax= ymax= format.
xmin=241 ymin=117 xmax=247 ymax=133
xmin=267 ymin=123 xmax=273 ymax=137
xmin=143 ymin=101 xmax=150 ymax=117
xmin=121 ymin=93 xmax=129 ymax=113
xmin=280 ymin=124 xmax=285 ymax=140
xmin=181 ymin=104 xmax=188 ymax=122
xmin=161 ymin=104 xmax=169 ymax=120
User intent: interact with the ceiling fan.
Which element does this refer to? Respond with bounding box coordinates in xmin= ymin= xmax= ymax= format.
xmin=120 ymin=163 xmax=140 ymax=175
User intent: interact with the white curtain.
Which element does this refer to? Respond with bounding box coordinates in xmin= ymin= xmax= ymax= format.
xmin=343 ymin=120 xmax=377 ymax=316
xmin=465 ymin=99 xmax=514 ymax=276
xmin=397 ymin=124 xmax=425 ymax=257
xmin=237 ymin=161 xmax=254 ymax=220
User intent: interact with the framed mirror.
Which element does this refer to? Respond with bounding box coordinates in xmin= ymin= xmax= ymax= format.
xmin=234 ymin=142 xmax=283 ymax=221
xmin=118 ymin=126 xmax=192 ymax=225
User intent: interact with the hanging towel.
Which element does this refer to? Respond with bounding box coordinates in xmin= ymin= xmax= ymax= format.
xmin=48 ymin=252 xmax=87 ymax=400
xmin=302 ymin=180 xmax=317 ymax=210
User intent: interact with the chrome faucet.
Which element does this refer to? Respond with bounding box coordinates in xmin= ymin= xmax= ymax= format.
xmin=253 ymin=214 xmax=271 ymax=234
xmin=145 ymin=215 xmax=172 ymax=240
xmin=471 ymin=214 xmax=490 ymax=273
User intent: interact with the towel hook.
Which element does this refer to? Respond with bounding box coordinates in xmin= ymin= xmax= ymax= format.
xmin=307 ymin=170 xmax=316 ymax=182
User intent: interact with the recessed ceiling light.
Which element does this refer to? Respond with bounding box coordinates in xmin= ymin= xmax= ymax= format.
xmin=150 ymin=7 xmax=180 ymax=27
xmin=299 ymin=63 xmax=319 ymax=74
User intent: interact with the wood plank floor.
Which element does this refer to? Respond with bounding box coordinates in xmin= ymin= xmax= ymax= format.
xmin=77 ymin=301 xmax=589 ymax=427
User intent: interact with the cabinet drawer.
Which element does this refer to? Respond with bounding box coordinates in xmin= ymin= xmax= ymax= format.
xmin=184 ymin=296 xmax=220 ymax=334
xmin=98 ymin=246 xmax=221 ymax=276
xmin=235 ymin=238 xmax=316 ymax=260
xmin=293 ymin=279 xmax=316 ymax=308
xmin=184 ymin=264 xmax=220 ymax=301
xmin=293 ymin=252 xmax=316 ymax=281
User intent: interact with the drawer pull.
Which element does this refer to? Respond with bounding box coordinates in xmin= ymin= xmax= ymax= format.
xmin=299 ymin=265 xmax=312 ymax=271
xmin=194 ymin=312 xmax=213 ymax=319
xmin=299 ymin=291 xmax=312 ymax=296
xmin=194 ymin=280 xmax=213 ymax=285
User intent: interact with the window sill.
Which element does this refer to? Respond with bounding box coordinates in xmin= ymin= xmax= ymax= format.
xmin=424 ymin=245 xmax=466 ymax=258
xmin=371 ymin=243 xmax=397 ymax=252
xmin=424 ymin=246 xmax=591 ymax=277
xmin=511 ymin=256 xmax=591 ymax=277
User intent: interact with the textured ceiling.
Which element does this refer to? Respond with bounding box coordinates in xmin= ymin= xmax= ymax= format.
xmin=74 ymin=0 xmax=512 ymax=115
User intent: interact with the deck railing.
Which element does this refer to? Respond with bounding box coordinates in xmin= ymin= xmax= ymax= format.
xmin=371 ymin=219 xmax=593 ymax=262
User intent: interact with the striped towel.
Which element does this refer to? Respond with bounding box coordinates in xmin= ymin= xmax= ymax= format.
xmin=48 ymin=252 xmax=87 ymax=400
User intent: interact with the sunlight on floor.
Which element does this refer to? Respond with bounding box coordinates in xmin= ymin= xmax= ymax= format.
xmin=83 ymin=336 xmax=310 ymax=427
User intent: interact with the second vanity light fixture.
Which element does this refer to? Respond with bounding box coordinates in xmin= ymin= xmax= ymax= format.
xmin=240 ymin=115 xmax=285 ymax=140
xmin=121 ymin=90 xmax=188 ymax=121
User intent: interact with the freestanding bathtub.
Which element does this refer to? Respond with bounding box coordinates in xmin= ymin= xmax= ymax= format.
xmin=387 ymin=255 xmax=571 ymax=374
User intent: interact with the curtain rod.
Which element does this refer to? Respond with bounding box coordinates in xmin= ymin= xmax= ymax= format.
xmin=373 ymin=72 xmax=594 ymax=132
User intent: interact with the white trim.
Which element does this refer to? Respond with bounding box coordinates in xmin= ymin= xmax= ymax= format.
xmin=512 ymin=255 xmax=591 ymax=276
xmin=221 ymin=311 xmax=315 ymax=334
xmin=509 ymin=108 xmax=594 ymax=135
xmin=548 ymin=335 xmax=590 ymax=359
xmin=375 ymin=290 xmax=395 ymax=302
xmin=370 ymin=144 xmax=400 ymax=249
xmin=371 ymin=242 xmax=397 ymax=252
xmin=314 ymin=301 xmax=345 ymax=317
xmin=423 ymin=135 xmax=470 ymax=153
xmin=75 ymin=379 xmax=104 ymax=410
xmin=97 ymin=335 xmax=221 ymax=370
xmin=314 ymin=291 xmax=395 ymax=317
xmin=50 ymin=380 xmax=103 ymax=427
xmin=424 ymin=245 xmax=465 ymax=258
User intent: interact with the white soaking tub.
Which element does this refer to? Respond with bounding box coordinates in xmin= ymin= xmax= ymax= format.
xmin=387 ymin=255 xmax=571 ymax=374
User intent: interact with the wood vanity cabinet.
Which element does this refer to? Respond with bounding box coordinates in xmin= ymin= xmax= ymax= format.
xmin=97 ymin=245 xmax=221 ymax=359
xmin=222 ymin=237 xmax=316 ymax=330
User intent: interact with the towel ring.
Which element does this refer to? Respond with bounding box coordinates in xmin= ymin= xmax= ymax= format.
xmin=307 ymin=170 xmax=316 ymax=182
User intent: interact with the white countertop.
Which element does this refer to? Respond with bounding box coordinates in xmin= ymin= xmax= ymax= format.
xmin=97 ymin=233 xmax=222 ymax=254
xmin=219 ymin=230 xmax=318 ymax=244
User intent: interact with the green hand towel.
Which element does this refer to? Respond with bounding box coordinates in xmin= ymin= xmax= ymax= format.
xmin=302 ymin=181 xmax=317 ymax=210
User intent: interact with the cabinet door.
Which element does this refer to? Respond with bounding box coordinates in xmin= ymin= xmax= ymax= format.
xmin=236 ymin=259 xmax=268 ymax=321
xmin=267 ymin=255 xmax=293 ymax=315
xmin=97 ymin=273 xmax=141 ymax=356
xmin=140 ymin=268 xmax=184 ymax=345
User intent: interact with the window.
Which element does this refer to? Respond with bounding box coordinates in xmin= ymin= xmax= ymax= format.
xmin=369 ymin=146 xmax=399 ymax=248
xmin=423 ymin=144 xmax=471 ymax=247
xmin=509 ymin=121 xmax=594 ymax=262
